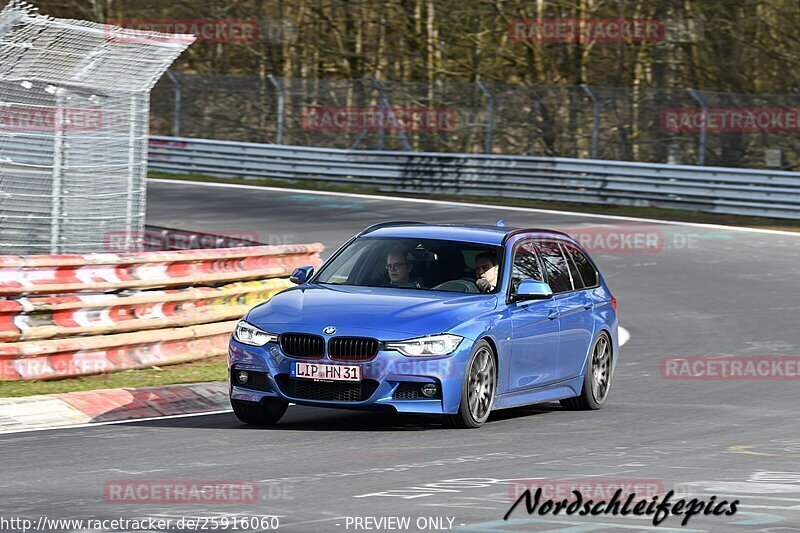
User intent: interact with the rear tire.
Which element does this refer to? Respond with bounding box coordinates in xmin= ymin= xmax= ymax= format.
xmin=445 ymin=340 xmax=496 ymax=428
xmin=561 ymin=332 xmax=612 ymax=410
xmin=231 ymin=398 xmax=288 ymax=426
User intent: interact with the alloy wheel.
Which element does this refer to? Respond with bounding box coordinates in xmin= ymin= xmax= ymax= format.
xmin=468 ymin=347 xmax=495 ymax=421
xmin=591 ymin=335 xmax=611 ymax=404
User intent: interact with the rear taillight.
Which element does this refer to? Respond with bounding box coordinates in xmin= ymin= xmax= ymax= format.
xmin=610 ymin=294 xmax=617 ymax=312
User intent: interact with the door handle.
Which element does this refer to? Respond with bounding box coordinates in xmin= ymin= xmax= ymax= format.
xmin=582 ymin=299 xmax=593 ymax=310
xmin=547 ymin=308 xmax=560 ymax=320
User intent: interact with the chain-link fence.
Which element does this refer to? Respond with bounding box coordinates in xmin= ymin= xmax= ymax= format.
xmin=151 ymin=73 xmax=800 ymax=170
xmin=0 ymin=1 xmax=193 ymax=254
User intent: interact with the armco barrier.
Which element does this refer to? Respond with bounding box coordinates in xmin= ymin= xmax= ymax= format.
xmin=149 ymin=136 xmax=800 ymax=220
xmin=0 ymin=280 xmax=289 ymax=342
xmin=0 ymin=244 xmax=321 ymax=295
xmin=0 ymin=244 xmax=323 ymax=380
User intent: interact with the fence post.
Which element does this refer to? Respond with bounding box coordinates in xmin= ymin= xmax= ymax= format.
xmin=350 ymin=128 xmax=369 ymax=150
xmin=50 ymin=87 xmax=66 ymax=254
xmin=165 ymin=70 xmax=181 ymax=137
xmin=476 ymin=81 xmax=496 ymax=154
xmin=580 ymin=84 xmax=600 ymax=159
xmin=268 ymin=74 xmax=285 ymax=145
xmin=350 ymin=78 xmax=370 ymax=149
xmin=370 ymin=76 xmax=412 ymax=151
xmin=125 ymin=94 xmax=139 ymax=252
xmin=686 ymin=88 xmax=707 ymax=166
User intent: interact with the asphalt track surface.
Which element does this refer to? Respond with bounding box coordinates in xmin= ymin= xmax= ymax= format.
xmin=2 ymin=179 xmax=799 ymax=532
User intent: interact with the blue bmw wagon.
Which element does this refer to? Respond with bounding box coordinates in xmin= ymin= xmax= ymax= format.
xmin=228 ymin=222 xmax=618 ymax=428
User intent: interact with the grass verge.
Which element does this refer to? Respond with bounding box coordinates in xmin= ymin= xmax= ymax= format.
xmin=149 ymin=171 xmax=800 ymax=233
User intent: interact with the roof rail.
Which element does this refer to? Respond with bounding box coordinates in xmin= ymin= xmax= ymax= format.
xmin=502 ymin=228 xmax=574 ymax=243
xmin=358 ymin=221 xmax=427 ymax=236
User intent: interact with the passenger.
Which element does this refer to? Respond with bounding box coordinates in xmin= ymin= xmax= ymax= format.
xmin=474 ymin=251 xmax=499 ymax=293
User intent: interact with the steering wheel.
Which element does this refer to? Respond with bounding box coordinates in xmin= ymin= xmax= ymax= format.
xmin=432 ymin=279 xmax=480 ymax=293
xmin=390 ymin=281 xmax=422 ymax=289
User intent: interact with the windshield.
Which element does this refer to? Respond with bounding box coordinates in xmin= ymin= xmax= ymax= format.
xmin=314 ymin=237 xmax=504 ymax=294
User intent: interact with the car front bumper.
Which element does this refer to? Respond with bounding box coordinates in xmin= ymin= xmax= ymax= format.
xmin=228 ymin=336 xmax=473 ymax=415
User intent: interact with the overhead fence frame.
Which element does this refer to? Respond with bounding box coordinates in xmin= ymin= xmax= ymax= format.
xmin=149 ymin=136 xmax=800 ymax=220
xmin=0 ymin=1 xmax=194 ymax=254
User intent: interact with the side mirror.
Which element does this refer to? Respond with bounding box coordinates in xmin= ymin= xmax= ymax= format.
xmin=513 ymin=279 xmax=553 ymax=302
xmin=290 ymin=266 xmax=314 ymax=285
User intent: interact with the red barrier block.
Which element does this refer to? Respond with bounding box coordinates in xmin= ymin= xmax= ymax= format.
xmin=57 ymin=390 xmax=162 ymax=421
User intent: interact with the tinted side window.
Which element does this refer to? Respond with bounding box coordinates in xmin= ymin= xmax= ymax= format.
xmin=535 ymin=241 xmax=573 ymax=293
xmin=562 ymin=244 xmax=585 ymax=290
xmin=567 ymin=244 xmax=598 ymax=288
xmin=511 ymin=240 xmax=542 ymax=295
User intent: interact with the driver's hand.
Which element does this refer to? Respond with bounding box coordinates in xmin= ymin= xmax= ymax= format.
xmin=479 ymin=265 xmax=498 ymax=291
xmin=476 ymin=278 xmax=491 ymax=293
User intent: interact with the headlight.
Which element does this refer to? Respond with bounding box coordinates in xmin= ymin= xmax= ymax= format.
xmin=385 ymin=334 xmax=463 ymax=357
xmin=232 ymin=320 xmax=277 ymax=346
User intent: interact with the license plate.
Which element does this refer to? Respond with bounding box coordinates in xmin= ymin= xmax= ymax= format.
xmin=291 ymin=362 xmax=360 ymax=382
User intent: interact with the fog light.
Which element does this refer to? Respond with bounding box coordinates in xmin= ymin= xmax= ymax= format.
xmin=236 ymin=370 xmax=249 ymax=384
xmin=421 ymin=383 xmax=438 ymax=398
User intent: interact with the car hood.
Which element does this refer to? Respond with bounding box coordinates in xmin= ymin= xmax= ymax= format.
xmin=246 ymin=283 xmax=498 ymax=337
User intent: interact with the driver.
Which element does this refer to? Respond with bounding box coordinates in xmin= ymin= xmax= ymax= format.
xmin=474 ymin=252 xmax=499 ymax=293
xmin=385 ymin=247 xmax=417 ymax=287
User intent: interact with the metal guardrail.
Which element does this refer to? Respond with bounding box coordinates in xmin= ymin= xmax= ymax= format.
xmin=149 ymin=136 xmax=800 ymax=220
xmin=143 ymin=225 xmax=263 ymax=250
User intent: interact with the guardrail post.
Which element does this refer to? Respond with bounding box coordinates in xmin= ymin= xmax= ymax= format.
xmin=268 ymin=75 xmax=285 ymax=145
xmin=476 ymin=81 xmax=496 ymax=154
xmin=370 ymin=76 xmax=412 ymax=151
xmin=580 ymin=84 xmax=600 ymax=159
xmin=686 ymin=88 xmax=707 ymax=166
xmin=165 ymin=70 xmax=181 ymax=137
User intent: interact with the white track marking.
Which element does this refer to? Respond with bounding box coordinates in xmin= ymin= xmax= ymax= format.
xmin=0 ymin=403 xmax=306 ymax=436
xmin=0 ymin=409 xmax=234 ymax=436
xmin=620 ymin=326 xmax=630 ymax=346
xmin=150 ymin=178 xmax=800 ymax=237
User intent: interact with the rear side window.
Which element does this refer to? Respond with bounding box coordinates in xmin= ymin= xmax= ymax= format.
xmin=566 ymin=244 xmax=598 ymax=288
xmin=510 ymin=240 xmax=543 ymax=295
xmin=562 ymin=244 xmax=585 ymax=290
xmin=535 ymin=241 xmax=573 ymax=293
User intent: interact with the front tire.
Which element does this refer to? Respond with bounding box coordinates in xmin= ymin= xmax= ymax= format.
xmin=561 ymin=332 xmax=612 ymax=410
xmin=445 ymin=340 xmax=496 ymax=428
xmin=231 ymin=398 xmax=288 ymax=426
